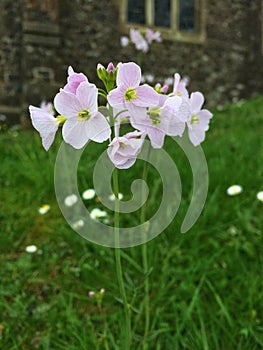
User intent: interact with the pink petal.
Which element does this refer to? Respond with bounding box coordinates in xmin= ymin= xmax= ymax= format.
xmin=29 ymin=106 xmax=58 ymax=137
xmin=42 ymin=133 xmax=56 ymax=151
xmin=134 ymin=85 xmax=159 ymax=107
xmin=188 ymin=127 xmax=205 ymax=146
xmin=147 ymin=128 xmax=165 ymax=148
xmin=86 ymin=112 xmax=111 ymax=143
xmin=76 ymin=82 xmax=98 ymax=114
xmin=108 ymin=85 xmax=126 ymax=109
xmin=117 ymin=62 xmax=141 ymax=88
xmin=62 ymin=118 xmax=89 ymax=149
xmin=54 ymin=90 xmax=81 ymax=118
xmin=196 ymin=109 xmax=213 ymax=131
xmin=190 ymin=92 xmax=204 ymax=114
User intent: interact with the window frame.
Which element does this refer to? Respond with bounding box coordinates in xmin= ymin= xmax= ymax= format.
xmin=119 ymin=0 xmax=206 ymax=44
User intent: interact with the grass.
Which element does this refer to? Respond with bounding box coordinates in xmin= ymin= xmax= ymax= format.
xmin=0 ymin=96 xmax=263 ymax=349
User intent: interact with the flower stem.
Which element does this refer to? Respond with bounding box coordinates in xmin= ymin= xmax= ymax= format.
xmin=141 ymin=145 xmax=151 ymax=349
xmin=113 ymin=168 xmax=131 ymax=349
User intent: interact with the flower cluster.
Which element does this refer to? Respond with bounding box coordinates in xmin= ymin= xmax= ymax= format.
xmin=29 ymin=62 xmax=213 ymax=169
xmin=121 ymin=28 xmax=161 ymax=53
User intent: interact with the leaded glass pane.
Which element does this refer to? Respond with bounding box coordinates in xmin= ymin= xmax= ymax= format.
xmin=127 ymin=0 xmax=145 ymax=24
xmin=154 ymin=0 xmax=171 ymax=28
xmin=179 ymin=0 xmax=195 ymax=31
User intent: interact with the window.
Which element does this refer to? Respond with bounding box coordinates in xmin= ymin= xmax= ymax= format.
xmin=120 ymin=0 xmax=206 ymax=43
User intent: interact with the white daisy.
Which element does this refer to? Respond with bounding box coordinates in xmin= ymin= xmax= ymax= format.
xmin=108 ymin=193 xmax=124 ymax=201
xmin=72 ymin=219 xmax=85 ymax=229
xmin=90 ymin=208 xmax=107 ymax=220
xmin=64 ymin=194 xmax=78 ymax=206
xmin=25 ymin=245 xmax=37 ymax=253
xmin=227 ymin=185 xmax=243 ymax=196
xmin=82 ymin=189 xmax=96 ymax=200
xmin=256 ymin=191 xmax=263 ymax=202
xmin=38 ymin=204 xmax=50 ymax=214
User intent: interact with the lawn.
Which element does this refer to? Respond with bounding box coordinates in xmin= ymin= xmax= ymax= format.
xmin=0 ymin=96 xmax=263 ymax=349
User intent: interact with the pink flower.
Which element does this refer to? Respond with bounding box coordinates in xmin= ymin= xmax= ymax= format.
xmin=54 ymin=82 xmax=111 ymax=149
xmin=89 ymin=291 xmax=95 ymax=297
xmin=130 ymin=96 xmax=186 ymax=149
xmin=130 ymin=28 xmax=149 ymax=52
xmin=107 ymin=131 xmax=145 ymax=169
xmin=173 ymin=73 xmax=189 ymax=99
xmin=108 ymin=62 xmax=159 ymax=110
xmin=187 ymin=92 xmax=213 ymax=146
xmin=120 ymin=36 xmax=129 ymax=47
xmin=29 ymin=106 xmax=59 ymax=151
xmin=63 ymin=66 xmax=89 ymax=95
xmin=40 ymin=101 xmax=54 ymax=115
xmin=145 ymin=29 xmax=162 ymax=43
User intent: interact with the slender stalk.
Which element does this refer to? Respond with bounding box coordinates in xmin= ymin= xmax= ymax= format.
xmin=113 ymin=168 xmax=131 ymax=349
xmin=141 ymin=145 xmax=151 ymax=349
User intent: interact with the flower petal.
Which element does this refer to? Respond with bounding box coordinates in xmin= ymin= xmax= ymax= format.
xmin=86 ymin=112 xmax=111 ymax=143
xmin=190 ymin=92 xmax=204 ymax=114
xmin=134 ymin=85 xmax=159 ymax=107
xmin=108 ymin=85 xmax=126 ymax=109
xmin=29 ymin=106 xmax=58 ymax=137
xmin=117 ymin=62 xmax=141 ymax=87
xmin=62 ymin=118 xmax=89 ymax=149
xmin=54 ymin=90 xmax=81 ymax=118
xmin=76 ymin=82 xmax=98 ymax=113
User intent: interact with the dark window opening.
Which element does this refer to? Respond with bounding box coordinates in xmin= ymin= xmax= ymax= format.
xmin=127 ymin=0 xmax=146 ymax=24
xmin=179 ymin=0 xmax=195 ymax=31
xmin=154 ymin=0 xmax=171 ymax=28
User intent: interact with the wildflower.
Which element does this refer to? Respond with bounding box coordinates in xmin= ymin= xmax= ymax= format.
xmin=38 ymin=204 xmax=50 ymax=214
xmin=256 ymin=191 xmax=263 ymax=202
xmin=130 ymin=96 xmax=186 ymax=148
xmin=40 ymin=101 xmax=54 ymax=115
xmin=173 ymin=73 xmax=189 ymax=99
xmin=120 ymin=36 xmax=129 ymax=47
xmin=186 ymin=92 xmax=213 ymax=146
xmin=82 ymin=189 xmax=96 ymax=200
xmin=145 ymin=28 xmax=162 ymax=43
xmin=72 ymin=219 xmax=84 ymax=229
xmin=89 ymin=291 xmax=95 ymax=297
xmin=100 ymin=288 xmax=105 ymax=294
xmin=227 ymin=185 xmax=243 ymax=196
xmin=64 ymin=194 xmax=78 ymax=206
xmin=63 ymin=66 xmax=89 ymax=95
xmin=90 ymin=208 xmax=108 ymax=220
xmin=130 ymin=28 xmax=149 ymax=52
xmin=25 ymin=245 xmax=37 ymax=253
xmin=29 ymin=106 xmax=60 ymax=151
xmin=108 ymin=62 xmax=158 ymax=110
xmin=54 ymin=82 xmax=111 ymax=149
xmin=107 ymin=130 xmax=145 ymax=169
xmin=108 ymin=193 xmax=124 ymax=201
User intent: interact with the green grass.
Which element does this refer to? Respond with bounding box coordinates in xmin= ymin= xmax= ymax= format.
xmin=0 ymin=96 xmax=263 ymax=349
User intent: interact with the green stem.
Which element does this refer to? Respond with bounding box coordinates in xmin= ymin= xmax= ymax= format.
xmin=113 ymin=168 xmax=131 ymax=349
xmin=141 ymin=145 xmax=151 ymax=350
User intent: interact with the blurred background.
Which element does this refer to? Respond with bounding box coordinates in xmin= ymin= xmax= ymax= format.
xmin=0 ymin=0 xmax=262 ymax=125
xmin=0 ymin=1 xmax=263 ymax=349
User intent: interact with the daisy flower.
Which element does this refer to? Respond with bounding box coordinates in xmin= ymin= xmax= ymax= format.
xmin=38 ymin=204 xmax=50 ymax=214
xmin=25 ymin=245 xmax=38 ymax=253
xmin=82 ymin=189 xmax=96 ymax=200
xmin=64 ymin=194 xmax=78 ymax=206
xmin=256 ymin=191 xmax=263 ymax=202
xmin=227 ymin=185 xmax=243 ymax=196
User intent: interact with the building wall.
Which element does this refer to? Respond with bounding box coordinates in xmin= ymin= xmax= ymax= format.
xmin=0 ymin=0 xmax=262 ymax=124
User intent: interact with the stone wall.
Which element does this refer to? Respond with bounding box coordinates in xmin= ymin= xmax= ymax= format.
xmin=0 ymin=0 xmax=262 ymax=124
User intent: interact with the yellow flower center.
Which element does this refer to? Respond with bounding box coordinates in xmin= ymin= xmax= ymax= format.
xmin=124 ymin=87 xmax=137 ymax=101
xmin=190 ymin=114 xmax=200 ymax=125
xmin=78 ymin=109 xmax=90 ymax=121
xmin=147 ymin=107 xmax=161 ymax=125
